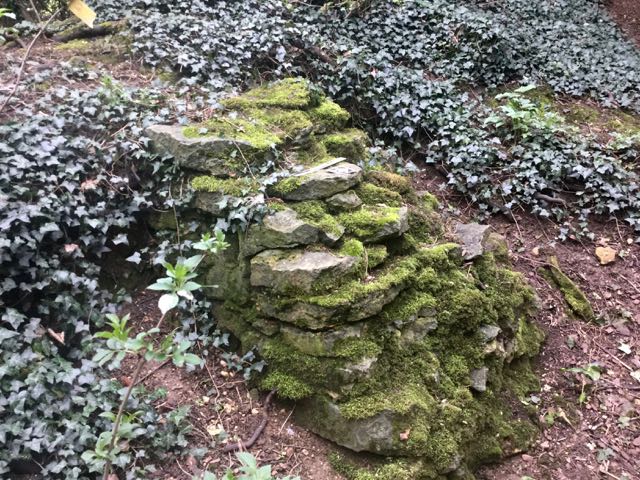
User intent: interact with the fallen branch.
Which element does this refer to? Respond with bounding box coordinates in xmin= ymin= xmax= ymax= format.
xmin=52 ymin=19 xmax=127 ymax=43
xmin=222 ymin=389 xmax=276 ymax=453
xmin=0 ymin=8 xmax=62 ymax=115
xmin=534 ymin=192 xmax=567 ymax=206
xmin=289 ymin=38 xmax=336 ymax=66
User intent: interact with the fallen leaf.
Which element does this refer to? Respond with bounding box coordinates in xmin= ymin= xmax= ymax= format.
xmin=68 ymin=0 xmax=96 ymax=28
xmin=595 ymin=246 xmax=616 ymax=265
xmin=206 ymin=423 xmax=224 ymax=437
xmin=399 ymin=427 xmax=411 ymax=441
xmin=80 ymin=178 xmax=99 ymax=191
xmin=618 ymin=342 xmax=632 ymax=355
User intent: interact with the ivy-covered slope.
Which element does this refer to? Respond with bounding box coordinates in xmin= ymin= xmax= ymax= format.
xmin=0 ymin=80 xmax=192 ymax=477
xmin=93 ymin=0 xmax=640 ymax=237
xmin=148 ymin=78 xmax=545 ymax=479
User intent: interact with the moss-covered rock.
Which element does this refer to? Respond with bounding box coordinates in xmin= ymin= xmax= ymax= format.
xmin=321 ymin=128 xmax=370 ymax=160
xmin=270 ymin=161 xmax=364 ymax=201
xmin=147 ymin=78 xmax=352 ymax=176
xmin=222 ymin=78 xmax=321 ymax=110
xmin=308 ymin=99 xmax=351 ymax=132
xmin=160 ymin=78 xmax=543 ymax=479
xmin=339 ymin=205 xmax=409 ymax=242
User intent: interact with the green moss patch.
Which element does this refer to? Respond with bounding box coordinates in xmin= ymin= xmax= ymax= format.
xmin=261 ymin=372 xmax=313 ymax=399
xmin=356 ymin=182 xmax=403 ymax=206
xmin=367 ymin=171 xmax=412 ymax=195
xmin=308 ymin=99 xmax=351 ymax=131
xmin=338 ymin=204 xmax=403 ymax=239
xmin=191 ymin=176 xmax=259 ymax=195
xmin=289 ymin=200 xmax=344 ymax=236
xmin=366 ymin=244 xmax=388 ymax=269
xmin=54 ymin=39 xmax=91 ymax=51
xmin=246 ymin=108 xmax=314 ymax=139
xmin=321 ymin=128 xmax=369 ymax=160
xmin=222 ymin=78 xmax=320 ymax=110
xmin=183 ymin=116 xmax=282 ymax=150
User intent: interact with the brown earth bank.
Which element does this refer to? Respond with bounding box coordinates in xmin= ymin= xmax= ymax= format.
xmin=606 ymin=0 xmax=640 ymax=46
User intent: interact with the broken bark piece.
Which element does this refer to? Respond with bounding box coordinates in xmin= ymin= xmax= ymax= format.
xmin=539 ymin=256 xmax=596 ymax=321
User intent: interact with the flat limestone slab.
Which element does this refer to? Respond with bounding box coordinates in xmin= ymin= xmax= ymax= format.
xmin=250 ymin=248 xmax=358 ymax=294
xmin=273 ymin=161 xmax=364 ymax=201
xmin=243 ymin=209 xmax=324 ymax=257
xmin=146 ymin=124 xmax=274 ymax=175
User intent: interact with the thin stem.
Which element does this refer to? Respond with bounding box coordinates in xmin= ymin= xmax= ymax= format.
xmin=0 ymin=8 xmax=62 ymax=115
xmin=102 ymin=313 xmax=166 ymax=480
xmin=28 ymin=0 xmax=42 ymax=23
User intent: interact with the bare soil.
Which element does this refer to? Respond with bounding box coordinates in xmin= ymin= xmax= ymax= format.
xmin=607 ymin=0 xmax=640 ymax=46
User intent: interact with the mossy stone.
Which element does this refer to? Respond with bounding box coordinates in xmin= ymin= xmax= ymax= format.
xmin=308 ymin=99 xmax=351 ymax=132
xmin=339 ymin=205 xmax=409 ymax=243
xmin=321 ymin=128 xmax=369 ymax=160
xmin=222 ymin=78 xmax=321 ymax=110
xmin=539 ymin=255 xmax=595 ymax=321
xmin=250 ymin=248 xmax=360 ymax=295
xmin=270 ymin=161 xmax=364 ymax=201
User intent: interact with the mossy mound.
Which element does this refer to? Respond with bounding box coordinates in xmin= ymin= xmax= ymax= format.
xmin=151 ymin=78 xmax=544 ymax=479
xmin=146 ymin=78 xmax=355 ymax=177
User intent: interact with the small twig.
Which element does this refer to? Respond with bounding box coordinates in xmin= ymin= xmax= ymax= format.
xmin=592 ymin=341 xmax=633 ymax=372
xmin=534 ymin=192 xmax=567 ymax=206
xmin=28 ymin=0 xmax=42 ymax=23
xmin=278 ymin=406 xmax=296 ymax=434
xmin=0 ymin=9 xmax=62 ymax=115
xmin=222 ymin=390 xmax=276 ymax=453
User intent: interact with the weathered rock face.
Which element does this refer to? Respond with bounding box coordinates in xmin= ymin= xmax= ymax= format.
xmin=148 ymin=78 xmax=544 ymax=479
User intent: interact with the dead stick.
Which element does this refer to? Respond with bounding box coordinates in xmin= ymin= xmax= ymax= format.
xmin=222 ymin=390 xmax=276 ymax=453
xmin=0 ymin=8 xmax=62 ymax=115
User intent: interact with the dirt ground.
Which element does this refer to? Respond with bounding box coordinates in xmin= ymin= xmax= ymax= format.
xmin=607 ymin=0 xmax=640 ymax=46
xmin=2 ymin=8 xmax=640 ymax=479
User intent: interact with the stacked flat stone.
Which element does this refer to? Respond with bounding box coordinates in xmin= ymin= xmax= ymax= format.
xmin=147 ymin=79 xmax=543 ymax=479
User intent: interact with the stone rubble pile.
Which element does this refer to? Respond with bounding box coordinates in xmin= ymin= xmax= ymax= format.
xmin=148 ymin=78 xmax=543 ymax=479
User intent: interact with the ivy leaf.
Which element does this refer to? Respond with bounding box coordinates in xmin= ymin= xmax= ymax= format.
xmin=126 ymin=251 xmax=142 ymax=264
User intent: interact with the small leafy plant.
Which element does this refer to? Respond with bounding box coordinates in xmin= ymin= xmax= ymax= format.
xmin=89 ymin=231 xmax=229 ymax=478
xmin=193 ymin=452 xmax=300 ymax=480
xmin=485 ymin=85 xmax=566 ymax=138
xmin=563 ymin=363 xmax=603 ymax=404
xmin=0 ymin=7 xmax=16 ymax=19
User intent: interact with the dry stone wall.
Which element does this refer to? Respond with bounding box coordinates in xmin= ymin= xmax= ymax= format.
xmin=147 ymin=78 xmax=544 ymax=479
